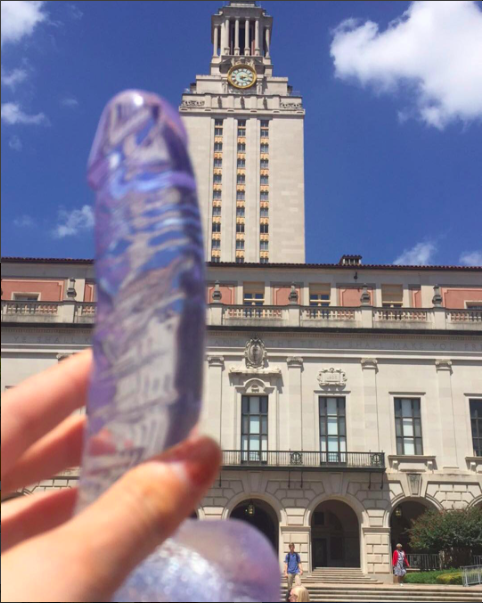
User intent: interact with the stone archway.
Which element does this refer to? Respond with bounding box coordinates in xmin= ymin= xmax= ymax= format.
xmin=390 ymin=499 xmax=438 ymax=554
xmin=311 ymin=500 xmax=360 ymax=568
xmin=230 ymin=499 xmax=279 ymax=552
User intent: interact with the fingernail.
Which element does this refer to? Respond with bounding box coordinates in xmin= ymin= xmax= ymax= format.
xmin=166 ymin=436 xmax=220 ymax=488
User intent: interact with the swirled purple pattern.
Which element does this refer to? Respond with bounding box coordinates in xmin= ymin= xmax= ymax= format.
xmin=78 ymin=91 xmax=280 ymax=602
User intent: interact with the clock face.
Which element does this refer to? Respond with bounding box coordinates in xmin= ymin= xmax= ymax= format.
xmin=228 ymin=66 xmax=257 ymax=89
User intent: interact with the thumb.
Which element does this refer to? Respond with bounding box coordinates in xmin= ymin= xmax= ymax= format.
xmin=3 ymin=435 xmax=221 ymax=603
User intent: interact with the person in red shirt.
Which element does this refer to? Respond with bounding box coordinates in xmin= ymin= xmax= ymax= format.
xmin=392 ymin=544 xmax=410 ymax=586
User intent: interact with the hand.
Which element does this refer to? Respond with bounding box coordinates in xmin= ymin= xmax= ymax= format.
xmin=284 ymin=572 xmax=288 ymax=578
xmin=1 ymin=351 xmax=221 ymax=603
xmin=300 ymin=569 xmax=304 ymax=576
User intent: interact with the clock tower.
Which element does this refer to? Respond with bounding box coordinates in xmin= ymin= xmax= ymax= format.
xmin=180 ymin=0 xmax=305 ymax=264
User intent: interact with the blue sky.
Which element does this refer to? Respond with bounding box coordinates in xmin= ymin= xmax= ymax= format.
xmin=1 ymin=1 xmax=482 ymax=266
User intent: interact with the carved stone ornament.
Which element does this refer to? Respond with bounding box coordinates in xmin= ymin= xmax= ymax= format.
xmin=245 ymin=338 xmax=267 ymax=369
xmin=317 ymin=368 xmax=347 ymax=390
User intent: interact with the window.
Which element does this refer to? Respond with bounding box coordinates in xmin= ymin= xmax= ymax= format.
xmin=236 ymin=223 xmax=245 ymax=234
xmin=236 ymin=207 xmax=245 ymax=218
xmin=261 ymin=158 xmax=269 ymax=169
xmin=260 ymin=223 xmax=269 ymax=234
xmin=212 ymin=222 xmax=221 ymax=233
xmin=319 ymin=397 xmax=346 ymax=462
xmin=310 ymin=293 xmax=330 ymax=307
xmin=238 ymin=143 xmax=246 ymax=152
xmin=242 ymin=396 xmax=268 ymax=463
xmin=260 ymin=207 xmax=269 ymax=218
xmin=237 ymin=158 xmax=246 ymax=168
xmin=237 ymin=174 xmax=246 ymax=184
xmin=215 ymin=119 xmax=224 ymax=126
xmin=211 ymin=256 xmax=221 ymax=263
xmin=261 ymin=128 xmax=269 ymax=138
xmin=238 ymin=119 xmax=246 ymax=126
xmin=244 ymin=289 xmax=264 ymax=306
xmin=382 ymin=285 xmax=403 ymax=308
xmin=214 ymin=174 xmax=222 ymax=183
xmin=236 ymin=191 xmax=245 ymax=201
xmin=466 ymin=301 xmax=482 ymax=310
xmin=260 ymin=241 xmax=269 ymax=251
xmin=212 ymin=239 xmax=221 ymax=249
xmin=395 ymin=398 xmax=423 ymax=455
xmin=238 ymin=127 xmax=246 ymax=137
xmin=470 ymin=399 xmax=482 ymax=457
xmin=236 ymin=239 xmax=245 ymax=250
xmin=260 ymin=257 xmax=269 ymax=264
xmin=214 ymin=142 xmax=223 ymax=151
xmin=213 ymin=206 xmax=222 ymax=217
xmin=236 ymin=257 xmax=245 ymax=264
xmin=261 ymin=120 xmax=269 ymax=128
xmin=12 ymin=293 xmax=40 ymax=301
xmin=213 ymin=190 xmax=222 ymax=200
xmin=215 ymin=127 xmax=223 ymax=136
xmin=261 ymin=143 xmax=269 ymax=153
xmin=214 ymin=158 xmax=223 ymax=168
xmin=260 ymin=191 xmax=269 ymax=201
xmin=260 ymin=175 xmax=269 ymax=185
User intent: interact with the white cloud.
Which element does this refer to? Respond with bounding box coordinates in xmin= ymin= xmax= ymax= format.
xmin=394 ymin=242 xmax=437 ymax=266
xmin=1 ymin=102 xmax=49 ymax=125
xmin=460 ymin=251 xmax=482 ymax=266
xmin=8 ymin=135 xmax=23 ymax=151
xmin=60 ymin=96 xmax=79 ymax=108
xmin=1 ymin=66 xmax=28 ymax=88
xmin=330 ymin=1 xmax=482 ymax=129
xmin=53 ymin=205 xmax=94 ymax=238
xmin=14 ymin=214 xmax=35 ymax=227
xmin=1 ymin=1 xmax=47 ymax=47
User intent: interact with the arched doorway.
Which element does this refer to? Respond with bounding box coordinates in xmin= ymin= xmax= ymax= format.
xmin=231 ymin=499 xmax=279 ymax=552
xmin=311 ymin=500 xmax=360 ymax=568
xmin=390 ymin=500 xmax=436 ymax=554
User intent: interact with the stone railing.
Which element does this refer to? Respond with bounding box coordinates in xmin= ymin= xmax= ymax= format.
xmin=2 ymin=300 xmax=481 ymax=332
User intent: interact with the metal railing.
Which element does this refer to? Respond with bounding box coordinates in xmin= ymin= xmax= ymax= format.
xmin=222 ymin=450 xmax=385 ymax=470
xmin=407 ymin=553 xmax=442 ymax=571
xmin=462 ymin=565 xmax=482 ymax=587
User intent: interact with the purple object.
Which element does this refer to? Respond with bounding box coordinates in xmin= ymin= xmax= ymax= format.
xmin=77 ymin=90 xmax=281 ymax=602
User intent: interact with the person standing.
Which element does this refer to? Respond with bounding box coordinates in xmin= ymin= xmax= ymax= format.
xmin=284 ymin=543 xmax=304 ymax=591
xmin=392 ymin=543 xmax=410 ymax=586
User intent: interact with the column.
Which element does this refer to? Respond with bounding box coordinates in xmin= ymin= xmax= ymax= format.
xmin=235 ymin=19 xmax=240 ymax=56
xmin=223 ymin=18 xmax=230 ymax=55
xmin=265 ymin=27 xmax=271 ymax=58
xmin=287 ymin=357 xmax=303 ymax=450
xmin=255 ymin=19 xmax=260 ymax=56
xmin=244 ymin=19 xmax=250 ymax=55
xmin=361 ymin=359 xmax=380 ymax=451
xmin=213 ymin=25 xmax=219 ymax=57
xmin=435 ymin=360 xmax=459 ymax=468
xmin=205 ymin=356 xmax=224 ymax=443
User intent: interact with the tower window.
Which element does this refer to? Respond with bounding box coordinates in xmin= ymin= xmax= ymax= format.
xmin=238 ymin=143 xmax=246 ymax=152
xmin=236 ymin=257 xmax=245 ymax=264
xmin=236 ymin=223 xmax=245 ymax=234
xmin=236 ymin=239 xmax=245 ymax=250
xmin=237 ymin=174 xmax=246 ymax=184
xmin=212 ymin=222 xmax=221 ymax=233
xmin=212 ymin=239 xmax=221 ymax=250
xmin=260 ymin=175 xmax=269 ymax=185
xmin=214 ymin=142 xmax=223 ymax=151
xmin=260 ymin=241 xmax=269 ymax=251
xmin=238 ymin=158 xmax=246 ymax=168
xmin=237 ymin=191 xmax=246 ymax=201
xmin=211 ymin=256 xmax=221 ymax=263
xmin=260 ymin=223 xmax=269 ymax=234
xmin=238 ymin=127 xmax=246 ymax=137
xmin=215 ymin=127 xmax=223 ymax=136
xmin=213 ymin=190 xmax=222 ymax=200
xmin=237 ymin=207 xmax=246 ymax=218
xmin=260 ymin=257 xmax=269 ymax=264
xmin=260 ymin=207 xmax=269 ymax=218
xmin=238 ymin=120 xmax=246 ymax=127
xmin=261 ymin=120 xmax=269 ymax=128
xmin=214 ymin=174 xmax=222 ymax=183
xmin=213 ymin=206 xmax=222 ymax=217
xmin=260 ymin=191 xmax=269 ymax=201
xmin=214 ymin=158 xmax=223 ymax=168
xmin=215 ymin=119 xmax=224 ymax=126
xmin=260 ymin=143 xmax=269 ymax=153
xmin=261 ymin=158 xmax=269 ymax=169
xmin=261 ymin=128 xmax=269 ymax=138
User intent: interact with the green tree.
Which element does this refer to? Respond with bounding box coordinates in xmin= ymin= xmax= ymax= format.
xmin=408 ymin=506 xmax=481 ymax=568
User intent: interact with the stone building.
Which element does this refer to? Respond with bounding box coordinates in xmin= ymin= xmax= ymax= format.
xmin=1 ymin=0 xmax=482 ymax=586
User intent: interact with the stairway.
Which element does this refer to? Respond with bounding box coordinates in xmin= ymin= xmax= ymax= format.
xmin=280 ymin=569 xmax=482 ymax=602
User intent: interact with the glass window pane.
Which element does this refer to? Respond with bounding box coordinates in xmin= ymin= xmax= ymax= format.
xmin=397 ymin=439 xmax=404 ymax=455
xmin=250 ymin=416 xmax=260 ymax=434
xmin=319 ymin=398 xmax=326 ymax=415
xmin=395 ymin=399 xmax=402 ymax=416
xmin=415 ymin=439 xmax=423 ymax=455
xmin=261 ymin=437 xmax=268 ymax=451
xmin=242 ymin=416 xmax=249 ymax=434
xmin=404 ymin=438 xmax=415 ymax=455
xmin=396 ymin=420 xmax=402 ymax=437
xmin=242 ymin=436 xmax=248 ymax=451
xmin=242 ymin=397 xmax=249 ymax=414
xmin=261 ymin=416 xmax=268 ymax=435
xmin=250 ymin=397 xmax=260 ymax=414
xmin=261 ymin=397 xmax=268 ymax=414
xmin=338 ymin=399 xmax=346 ymax=414
xmin=403 ymin=418 xmax=414 ymax=437
xmin=338 ymin=418 xmax=346 ymax=436
xmin=320 ymin=439 xmax=327 ymax=452
xmin=340 ymin=438 xmax=346 ymax=452
xmin=414 ymin=420 xmax=422 ymax=437
xmin=250 ymin=436 xmax=260 ymax=451
xmin=402 ymin=399 xmax=413 ymax=417
xmin=328 ymin=437 xmax=339 ymax=452
xmin=320 ymin=420 xmax=326 ymax=436
xmin=327 ymin=398 xmax=338 ymax=416
xmin=328 ymin=417 xmax=338 ymax=436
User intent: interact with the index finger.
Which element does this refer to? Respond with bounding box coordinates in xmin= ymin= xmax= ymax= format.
xmin=1 ymin=350 xmax=92 ymax=477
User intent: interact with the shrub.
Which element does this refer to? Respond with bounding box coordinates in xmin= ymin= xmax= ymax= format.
xmin=436 ymin=572 xmax=463 ymax=586
xmin=405 ymin=570 xmax=459 ymax=585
